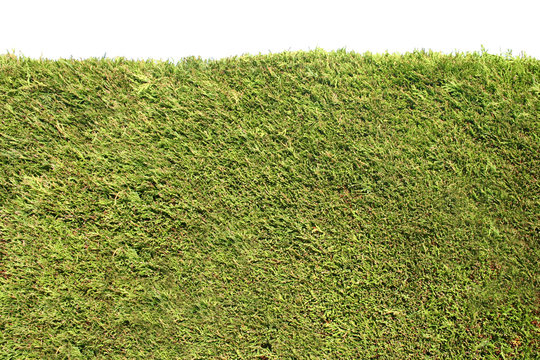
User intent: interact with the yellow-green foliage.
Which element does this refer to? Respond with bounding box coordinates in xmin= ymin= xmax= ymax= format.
xmin=1 ymin=50 xmax=539 ymax=358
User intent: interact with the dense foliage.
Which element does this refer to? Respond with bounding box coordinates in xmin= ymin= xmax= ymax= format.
xmin=1 ymin=50 xmax=539 ymax=358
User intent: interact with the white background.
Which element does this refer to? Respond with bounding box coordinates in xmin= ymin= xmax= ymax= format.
xmin=1 ymin=0 xmax=539 ymax=60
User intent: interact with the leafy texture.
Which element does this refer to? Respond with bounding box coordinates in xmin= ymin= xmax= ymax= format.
xmin=0 ymin=50 xmax=539 ymax=359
